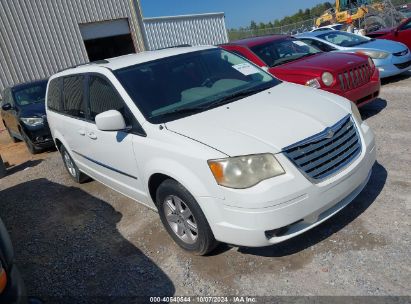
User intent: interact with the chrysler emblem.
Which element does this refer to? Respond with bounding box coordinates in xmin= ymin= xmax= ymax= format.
xmin=325 ymin=130 xmax=335 ymax=139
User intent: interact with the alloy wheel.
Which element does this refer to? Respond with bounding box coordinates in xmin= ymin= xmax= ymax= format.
xmin=63 ymin=151 xmax=76 ymax=177
xmin=163 ymin=195 xmax=198 ymax=244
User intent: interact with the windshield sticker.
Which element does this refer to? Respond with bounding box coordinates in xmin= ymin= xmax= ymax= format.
xmin=232 ymin=63 xmax=260 ymax=75
xmin=293 ymin=41 xmax=307 ymax=47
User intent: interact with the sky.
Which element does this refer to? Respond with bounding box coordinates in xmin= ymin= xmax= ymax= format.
xmin=140 ymin=0 xmax=330 ymax=29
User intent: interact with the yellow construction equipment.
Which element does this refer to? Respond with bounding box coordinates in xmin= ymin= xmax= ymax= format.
xmin=315 ymin=0 xmax=403 ymax=32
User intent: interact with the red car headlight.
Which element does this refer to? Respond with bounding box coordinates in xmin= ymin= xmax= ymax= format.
xmin=322 ymin=72 xmax=334 ymax=87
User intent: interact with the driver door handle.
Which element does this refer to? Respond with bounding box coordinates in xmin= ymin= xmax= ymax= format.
xmin=88 ymin=132 xmax=97 ymax=140
xmin=78 ymin=129 xmax=86 ymax=136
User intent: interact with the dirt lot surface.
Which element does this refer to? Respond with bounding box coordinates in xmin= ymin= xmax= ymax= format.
xmin=0 ymin=74 xmax=410 ymax=301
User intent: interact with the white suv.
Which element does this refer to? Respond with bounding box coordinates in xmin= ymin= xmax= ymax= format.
xmin=46 ymin=46 xmax=376 ymax=255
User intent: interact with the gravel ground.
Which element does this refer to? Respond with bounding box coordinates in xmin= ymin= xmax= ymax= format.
xmin=0 ymin=73 xmax=410 ymax=301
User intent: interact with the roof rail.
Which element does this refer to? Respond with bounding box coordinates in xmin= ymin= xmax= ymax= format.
xmin=155 ymin=44 xmax=192 ymax=50
xmin=56 ymin=59 xmax=110 ymax=73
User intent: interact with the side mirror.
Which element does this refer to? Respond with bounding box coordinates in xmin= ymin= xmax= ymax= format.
xmin=1 ymin=103 xmax=12 ymax=111
xmin=95 ymin=110 xmax=127 ymax=131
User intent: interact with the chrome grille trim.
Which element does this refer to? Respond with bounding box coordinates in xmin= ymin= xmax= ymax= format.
xmin=283 ymin=115 xmax=362 ymax=182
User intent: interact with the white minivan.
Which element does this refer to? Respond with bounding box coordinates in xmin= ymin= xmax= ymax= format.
xmin=46 ymin=46 xmax=376 ymax=255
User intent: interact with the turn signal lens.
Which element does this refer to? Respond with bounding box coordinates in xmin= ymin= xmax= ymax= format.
xmin=208 ymin=162 xmax=224 ymax=184
xmin=306 ymin=78 xmax=321 ymax=89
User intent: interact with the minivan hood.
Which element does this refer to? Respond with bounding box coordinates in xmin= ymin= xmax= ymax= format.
xmin=165 ymin=82 xmax=349 ymax=156
xmin=349 ymin=38 xmax=407 ymax=52
xmin=273 ymin=52 xmax=366 ymax=74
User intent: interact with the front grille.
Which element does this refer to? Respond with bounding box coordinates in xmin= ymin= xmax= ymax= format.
xmin=393 ymin=49 xmax=409 ymax=57
xmin=394 ymin=60 xmax=411 ymax=70
xmin=338 ymin=64 xmax=372 ymax=91
xmin=283 ymin=115 xmax=361 ymax=181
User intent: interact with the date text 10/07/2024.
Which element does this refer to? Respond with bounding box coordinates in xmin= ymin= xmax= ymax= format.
xmin=149 ymin=296 xmax=258 ymax=303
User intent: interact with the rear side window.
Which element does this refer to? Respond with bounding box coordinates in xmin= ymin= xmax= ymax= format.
xmin=47 ymin=78 xmax=62 ymax=112
xmin=88 ymin=76 xmax=127 ymax=121
xmin=62 ymin=76 xmax=85 ymax=118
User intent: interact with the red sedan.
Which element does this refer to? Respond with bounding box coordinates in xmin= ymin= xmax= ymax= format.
xmin=221 ymin=35 xmax=381 ymax=107
xmin=368 ymin=17 xmax=411 ymax=51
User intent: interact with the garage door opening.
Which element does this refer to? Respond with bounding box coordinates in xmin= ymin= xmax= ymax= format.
xmin=80 ymin=19 xmax=136 ymax=62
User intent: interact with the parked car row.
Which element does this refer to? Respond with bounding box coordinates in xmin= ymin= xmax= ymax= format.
xmin=297 ymin=30 xmax=411 ymax=78
xmin=221 ymin=35 xmax=380 ymax=107
xmin=0 ymin=24 xmax=408 ymax=255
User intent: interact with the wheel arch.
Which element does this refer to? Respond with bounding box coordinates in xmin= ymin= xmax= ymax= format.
xmin=144 ymin=158 xmax=224 ymax=208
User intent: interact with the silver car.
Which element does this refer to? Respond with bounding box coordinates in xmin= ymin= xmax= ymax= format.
xmin=297 ymin=30 xmax=411 ymax=78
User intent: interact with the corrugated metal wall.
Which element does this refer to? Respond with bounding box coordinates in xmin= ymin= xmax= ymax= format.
xmin=0 ymin=0 xmax=145 ymax=97
xmin=144 ymin=13 xmax=228 ymax=51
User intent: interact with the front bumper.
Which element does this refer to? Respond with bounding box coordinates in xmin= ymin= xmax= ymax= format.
xmin=198 ymin=122 xmax=376 ymax=247
xmin=21 ymin=124 xmax=53 ymax=148
xmin=375 ymin=54 xmax=411 ymax=78
xmin=327 ymin=68 xmax=380 ymax=108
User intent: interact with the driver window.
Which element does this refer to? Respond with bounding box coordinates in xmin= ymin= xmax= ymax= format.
xmin=88 ymin=76 xmax=127 ymax=122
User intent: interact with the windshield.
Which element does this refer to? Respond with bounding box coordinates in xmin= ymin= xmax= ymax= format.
xmin=332 ymin=24 xmax=344 ymax=31
xmin=13 ymin=81 xmax=48 ymax=106
xmin=250 ymin=38 xmax=322 ymax=67
xmin=318 ymin=31 xmax=371 ymax=47
xmin=114 ymin=48 xmax=280 ymax=123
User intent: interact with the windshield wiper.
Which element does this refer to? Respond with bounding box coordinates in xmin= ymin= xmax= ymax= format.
xmin=271 ymin=53 xmax=316 ymax=67
xmin=204 ymin=85 xmax=274 ymax=108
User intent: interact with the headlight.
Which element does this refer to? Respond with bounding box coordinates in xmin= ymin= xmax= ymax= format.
xmin=21 ymin=117 xmax=43 ymax=126
xmin=368 ymin=57 xmax=375 ymax=68
xmin=208 ymin=154 xmax=285 ymax=189
xmin=357 ymin=50 xmax=389 ymax=59
xmin=306 ymin=78 xmax=321 ymax=89
xmin=351 ymin=102 xmax=363 ymax=124
xmin=321 ymin=72 xmax=334 ymax=86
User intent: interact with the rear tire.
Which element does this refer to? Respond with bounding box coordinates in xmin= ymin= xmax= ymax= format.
xmin=60 ymin=145 xmax=90 ymax=183
xmin=156 ymin=179 xmax=218 ymax=255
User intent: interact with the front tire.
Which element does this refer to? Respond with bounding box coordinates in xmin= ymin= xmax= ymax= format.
xmin=156 ymin=179 xmax=218 ymax=255
xmin=21 ymin=129 xmax=40 ymax=155
xmin=60 ymin=145 xmax=90 ymax=183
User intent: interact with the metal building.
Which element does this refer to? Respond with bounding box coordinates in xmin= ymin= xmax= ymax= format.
xmin=0 ymin=0 xmax=146 ymax=96
xmin=144 ymin=12 xmax=228 ymax=51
